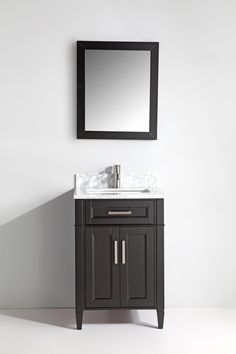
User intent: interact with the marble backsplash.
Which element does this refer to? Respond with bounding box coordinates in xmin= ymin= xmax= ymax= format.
xmin=74 ymin=166 xmax=159 ymax=194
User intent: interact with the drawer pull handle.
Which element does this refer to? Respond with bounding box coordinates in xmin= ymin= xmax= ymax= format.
xmin=114 ymin=241 xmax=118 ymax=264
xmin=108 ymin=210 xmax=132 ymax=216
xmin=122 ymin=240 xmax=126 ymax=264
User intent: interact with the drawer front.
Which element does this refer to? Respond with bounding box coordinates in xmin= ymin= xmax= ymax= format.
xmin=85 ymin=200 xmax=155 ymax=225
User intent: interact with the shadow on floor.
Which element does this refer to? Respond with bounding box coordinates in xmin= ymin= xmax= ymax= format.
xmin=0 ymin=308 xmax=143 ymax=329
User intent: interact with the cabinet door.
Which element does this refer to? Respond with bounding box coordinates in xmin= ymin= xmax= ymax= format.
xmin=85 ymin=227 xmax=120 ymax=308
xmin=120 ymin=226 xmax=155 ymax=307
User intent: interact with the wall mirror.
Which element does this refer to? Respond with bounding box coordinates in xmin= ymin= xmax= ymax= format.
xmin=77 ymin=41 xmax=159 ymax=140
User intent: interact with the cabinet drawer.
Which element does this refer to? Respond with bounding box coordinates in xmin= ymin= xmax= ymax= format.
xmin=85 ymin=200 xmax=155 ymax=225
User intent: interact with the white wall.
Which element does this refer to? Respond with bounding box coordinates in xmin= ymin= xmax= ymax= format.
xmin=0 ymin=0 xmax=236 ymax=308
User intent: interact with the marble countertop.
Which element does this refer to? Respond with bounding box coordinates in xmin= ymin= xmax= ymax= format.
xmin=73 ymin=167 xmax=164 ymax=200
xmin=73 ymin=188 xmax=164 ymax=199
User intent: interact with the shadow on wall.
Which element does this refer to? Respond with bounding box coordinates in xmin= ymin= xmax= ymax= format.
xmin=0 ymin=190 xmax=75 ymax=308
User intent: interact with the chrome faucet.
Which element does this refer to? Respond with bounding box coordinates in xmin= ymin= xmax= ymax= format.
xmin=114 ymin=164 xmax=121 ymax=188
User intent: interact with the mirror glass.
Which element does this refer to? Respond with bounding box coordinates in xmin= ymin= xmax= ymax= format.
xmin=85 ymin=50 xmax=150 ymax=132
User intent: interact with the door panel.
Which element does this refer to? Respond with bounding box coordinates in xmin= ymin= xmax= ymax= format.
xmin=120 ymin=226 xmax=155 ymax=307
xmin=85 ymin=227 xmax=120 ymax=308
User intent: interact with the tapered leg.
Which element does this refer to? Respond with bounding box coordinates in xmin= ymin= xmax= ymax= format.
xmin=157 ymin=310 xmax=164 ymax=329
xmin=76 ymin=311 xmax=83 ymax=330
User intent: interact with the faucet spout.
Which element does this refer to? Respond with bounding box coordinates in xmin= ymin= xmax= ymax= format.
xmin=114 ymin=165 xmax=121 ymax=188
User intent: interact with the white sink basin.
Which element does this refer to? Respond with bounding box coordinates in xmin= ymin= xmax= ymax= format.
xmin=86 ymin=188 xmax=150 ymax=195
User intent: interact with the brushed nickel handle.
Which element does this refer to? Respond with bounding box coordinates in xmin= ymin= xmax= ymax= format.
xmin=122 ymin=240 xmax=126 ymax=264
xmin=108 ymin=211 xmax=132 ymax=216
xmin=114 ymin=240 xmax=118 ymax=264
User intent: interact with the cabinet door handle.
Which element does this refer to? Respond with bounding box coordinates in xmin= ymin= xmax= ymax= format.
xmin=108 ymin=210 xmax=132 ymax=216
xmin=122 ymin=240 xmax=126 ymax=264
xmin=114 ymin=240 xmax=118 ymax=264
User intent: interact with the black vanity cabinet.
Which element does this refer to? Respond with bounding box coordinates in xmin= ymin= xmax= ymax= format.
xmin=75 ymin=199 xmax=164 ymax=329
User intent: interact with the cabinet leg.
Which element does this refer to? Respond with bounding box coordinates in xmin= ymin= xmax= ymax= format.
xmin=76 ymin=311 xmax=83 ymax=330
xmin=157 ymin=310 xmax=164 ymax=329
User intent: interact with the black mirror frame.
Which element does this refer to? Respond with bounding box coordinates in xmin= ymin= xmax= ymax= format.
xmin=77 ymin=41 xmax=159 ymax=140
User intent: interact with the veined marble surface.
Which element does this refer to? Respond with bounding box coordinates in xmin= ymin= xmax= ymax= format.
xmin=74 ymin=166 xmax=164 ymax=199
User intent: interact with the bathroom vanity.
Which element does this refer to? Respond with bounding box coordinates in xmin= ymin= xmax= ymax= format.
xmin=75 ymin=40 xmax=162 ymax=328
xmin=74 ymin=169 xmax=164 ymax=329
